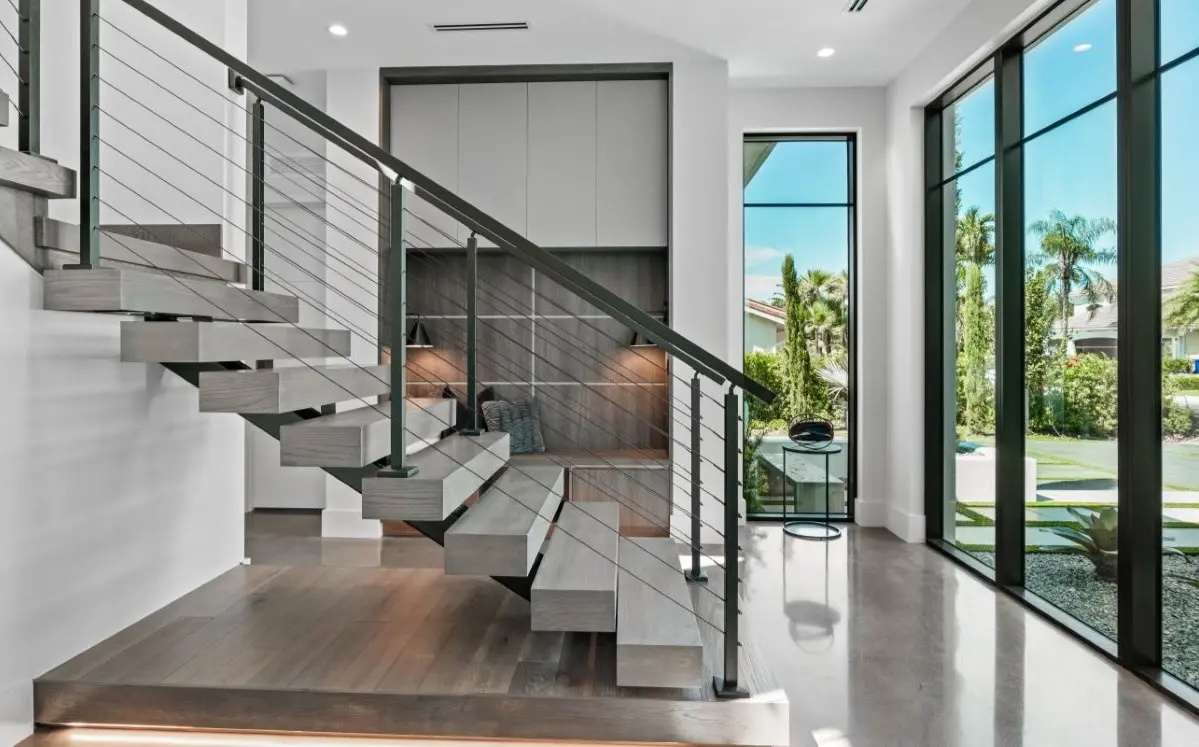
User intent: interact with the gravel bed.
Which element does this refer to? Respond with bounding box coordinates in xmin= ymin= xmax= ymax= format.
xmin=968 ymin=551 xmax=1199 ymax=688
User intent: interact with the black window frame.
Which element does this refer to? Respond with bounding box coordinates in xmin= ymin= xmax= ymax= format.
xmin=924 ymin=0 xmax=1199 ymax=715
xmin=742 ymin=132 xmax=859 ymax=523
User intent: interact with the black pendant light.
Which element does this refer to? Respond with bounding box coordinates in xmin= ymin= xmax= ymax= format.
xmin=406 ymin=316 xmax=434 ymax=348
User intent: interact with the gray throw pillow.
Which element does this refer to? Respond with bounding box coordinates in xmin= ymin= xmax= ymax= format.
xmin=481 ymin=399 xmax=546 ymax=454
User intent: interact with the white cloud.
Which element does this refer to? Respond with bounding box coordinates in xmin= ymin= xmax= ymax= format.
xmin=745 ymin=274 xmax=782 ymax=303
xmin=745 ymin=246 xmax=785 ymax=269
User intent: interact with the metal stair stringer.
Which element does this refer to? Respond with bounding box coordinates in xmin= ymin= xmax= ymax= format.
xmin=162 ymin=360 xmax=537 ymax=600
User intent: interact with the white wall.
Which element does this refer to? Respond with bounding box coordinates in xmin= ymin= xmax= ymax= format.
xmin=883 ymin=0 xmax=1051 ymax=542
xmin=728 ymin=85 xmax=890 ymax=529
xmin=321 ymin=68 xmax=386 ymax=538
xmin=0 ymin=1 xmax=249 ymax=741
xmin=0 ymin=245 xmax=245 ymax=744
xmin=247 ymin=69 xmax=331 ymax=512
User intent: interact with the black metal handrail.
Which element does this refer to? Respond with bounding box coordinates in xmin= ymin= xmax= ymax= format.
xmin=113 ymin=0 xmax=774 ymax=406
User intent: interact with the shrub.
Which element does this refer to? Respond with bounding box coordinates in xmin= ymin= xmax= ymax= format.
xmin=744 ymin=351 xmax=786 ymax=424
xmin=1165 ymin=357 xmax=1195 ymax=375
xmin=1062 ymin=354 xmax=1118 ymax=437
xmin=1163 ymin=371 xmax=1196 ymax=437
xmin=1172 ymin=374 xmax=1199 ymax=393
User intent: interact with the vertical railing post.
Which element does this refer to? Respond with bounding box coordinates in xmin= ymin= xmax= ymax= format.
xmin=71 ymin=0 xmax=100 ymax=269
xmin=17 ymin=0 xmax=40 ymax=154
xmin=249 ymin=97 xmax=270 ymax=370
xmin=714 ymin=385 xmax=748 ymax=698
xmin=381 ymin=178 xmax=417 ymax=477
xmin=462 ymin=233 xmax=481 ymax=435
xmin=686 ymin=373 xmax=707 ymax=582
xmin=249 ymin=98 xmax=266 ymax=293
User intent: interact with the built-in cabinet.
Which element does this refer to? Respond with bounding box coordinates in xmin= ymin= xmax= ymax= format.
xmin=390 ymin=79 xmax=668 ymax=248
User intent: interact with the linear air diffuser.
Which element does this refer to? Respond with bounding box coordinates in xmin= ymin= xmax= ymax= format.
xmin=431 ymin=22 xmax=530 ymax=32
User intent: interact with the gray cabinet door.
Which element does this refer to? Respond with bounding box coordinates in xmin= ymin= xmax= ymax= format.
xmin=458 ymin=82 xmax=528 ymax=244
xmin=597 ymin=80 xmax=669 ymax=247
xmin=390 ymin=84 xmax=459 ymax=246
xmin=527 ymin=81 xmax=598 ymax=247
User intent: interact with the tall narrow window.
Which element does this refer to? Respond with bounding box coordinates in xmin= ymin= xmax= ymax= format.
xmin=742 ymin=135 xmax=856 ymax=521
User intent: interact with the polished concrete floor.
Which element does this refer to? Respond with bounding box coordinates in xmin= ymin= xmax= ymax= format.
xmin=230 ymin=512 xmax=1199 ymax=747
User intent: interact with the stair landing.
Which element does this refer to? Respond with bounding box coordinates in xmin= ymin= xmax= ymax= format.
xmin=34 ymin=561 xmax=786 ymax=746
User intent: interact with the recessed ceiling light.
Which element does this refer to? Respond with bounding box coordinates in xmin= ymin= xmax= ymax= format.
xmin=817 ymin=47 xmax=836 ymax=58
xmin=328 ymin=24 xmax=348 ymax=37
xmin=1074 ymin=42 xmax=1092 ymax=52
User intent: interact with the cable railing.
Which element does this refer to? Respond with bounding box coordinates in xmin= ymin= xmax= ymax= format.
xmin=0 ymin=0 xmax=36 ymax=152
xmin=63 ymin=0 xmax=774 ymax=698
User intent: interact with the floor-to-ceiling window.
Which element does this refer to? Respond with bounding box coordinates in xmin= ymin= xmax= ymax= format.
xmin=742 ymin=135 xmax=856 ymax=521
xmin=926 ymin=0 xmax=1199 ymax=710
xmin=935 ymin=75 xmax=997 ymax=565
xmin=1159 ymin=0 xmax=1199 ymax=692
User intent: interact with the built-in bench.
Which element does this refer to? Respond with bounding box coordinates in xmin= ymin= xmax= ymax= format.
xmin=509 ymin=450 xmax=670 ymax=537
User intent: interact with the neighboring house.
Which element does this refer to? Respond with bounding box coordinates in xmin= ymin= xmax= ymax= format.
xmin=1051 ymin=255 xmax=1199 ymax=360
xmin=745 ymin=298 xmax=786 ymax=353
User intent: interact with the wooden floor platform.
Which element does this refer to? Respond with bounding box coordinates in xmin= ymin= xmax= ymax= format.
xmin=34 ymin=562 xmax=787 ymax=745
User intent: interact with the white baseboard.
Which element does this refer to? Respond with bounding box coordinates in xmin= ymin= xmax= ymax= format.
xmin=887 ymin=504 xmax=926 ymax=543
xmin=321 ymin=508 xmax=382 ymax=539
xmin=853 ymin=498 xmax=887 ymax=527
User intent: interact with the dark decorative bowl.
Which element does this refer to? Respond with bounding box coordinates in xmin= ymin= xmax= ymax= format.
xmin=788 ymin=419 xmax=835 ymax=451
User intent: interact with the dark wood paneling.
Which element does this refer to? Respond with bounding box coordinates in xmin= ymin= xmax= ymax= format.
xmin=409 ymin=254 xmax=533 ymax=315
xmin=538 ymin=384 xmax=668 ymax=452
xmin=535 ymin=317 xmax=668 ymax=384
xmin=534 ymin=251 xmax=667 ymax=316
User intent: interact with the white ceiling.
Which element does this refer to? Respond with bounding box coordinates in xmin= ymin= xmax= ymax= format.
xmin=573 ymin=0 xmax=978 ymax=87
xmin=249 ymin=0 xmax=976 ymax=87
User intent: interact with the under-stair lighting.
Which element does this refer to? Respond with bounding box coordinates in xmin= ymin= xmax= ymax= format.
xmin=328 ymin=24 xmax=348 ymax=37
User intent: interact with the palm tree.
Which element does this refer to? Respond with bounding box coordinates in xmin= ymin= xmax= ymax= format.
xmin=956 ymin=206 xmax=996 ymax=272
xmin=1028 ymin=209 xmax=1116 ymax=343
xmin=1166 ymin=270 xmax=1199 ymax=333
xmin=808 ymin=300 xmax=840 ymax=356
xmin=798 ymin=269 xmax=836 ymax=306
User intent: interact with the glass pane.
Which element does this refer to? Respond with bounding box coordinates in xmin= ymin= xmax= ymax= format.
xmin=1023 ymin=0 xmax=1116 ymax=135
xmin=1161 ymin=56 xmax=1199 ymax=690
xmin=1161 ymin=0 xmax=1199 ymax=68
xmin=943 ymin=78 xmax=996 ymax=177
xmin=1023 ymin=100 xmax=1119 ymax=639
xmin=744 ymin=140 xmax=850 ymax=205
xmin=946 ymin=163 xmax=997 ymax=566
xmin=743 ymin=206 xmax=851 ymax=519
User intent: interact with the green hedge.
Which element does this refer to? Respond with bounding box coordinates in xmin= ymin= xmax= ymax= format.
xmin=1172 ymin=374 xmax=1199 ymax=392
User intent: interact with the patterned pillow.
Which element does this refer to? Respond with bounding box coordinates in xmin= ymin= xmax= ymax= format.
xmin=481 ymin=399 xmax=546 ymax=454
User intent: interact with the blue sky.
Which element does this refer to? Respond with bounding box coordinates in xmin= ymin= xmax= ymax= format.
xmin=743 ymin=0 xmax=1199 ymax=304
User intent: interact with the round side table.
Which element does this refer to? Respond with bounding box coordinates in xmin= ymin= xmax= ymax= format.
xmin=782 ymin=442 xmax=843 ymax=541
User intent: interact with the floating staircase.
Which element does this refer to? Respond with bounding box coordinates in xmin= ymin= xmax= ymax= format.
xmin=31 ymin=223 xmax=707 ymax=690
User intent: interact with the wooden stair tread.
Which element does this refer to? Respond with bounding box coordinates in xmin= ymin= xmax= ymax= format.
xmin=279 ymin=398 xmax=455 ymax=467
xmin=616 ymin=537 xmax=703 ymax=688
xmin=44 ymin=267 xmax=298 ymax=322
xmin=120 ymin=321 xmax=350 ymax=363
xmin=361 ymin=432 xmax=510 ymax=522
xmin=444 ymin=466 xmax=564 ymax=577
xmin=0 ymin=146 xmax=74 ymax=198
xmin=36 ymin=218 xmax=245 ymax=283
xmin=199 ymin=364 xmax=391 ymax=414
xmin=531 ymin=501 xmax=620 ymax=632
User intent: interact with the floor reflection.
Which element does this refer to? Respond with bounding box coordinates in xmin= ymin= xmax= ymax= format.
xmin=242 ymin=513 xmax=1199 ymax=747
xmin=739 ymin=524 xmax=1199 ymax=747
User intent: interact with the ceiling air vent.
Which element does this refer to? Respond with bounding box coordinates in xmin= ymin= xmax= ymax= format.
xmin=430 ymin=22 xmax=530 ymax=32
xmin=845 ymin=0 xmax=871 ymax=11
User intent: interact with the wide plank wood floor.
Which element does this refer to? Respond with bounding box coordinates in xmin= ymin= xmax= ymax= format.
xmin=37 ymin=562 xmax=769 ymax=700
xmin=33 ymin=513 xmax=787 ymax=744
